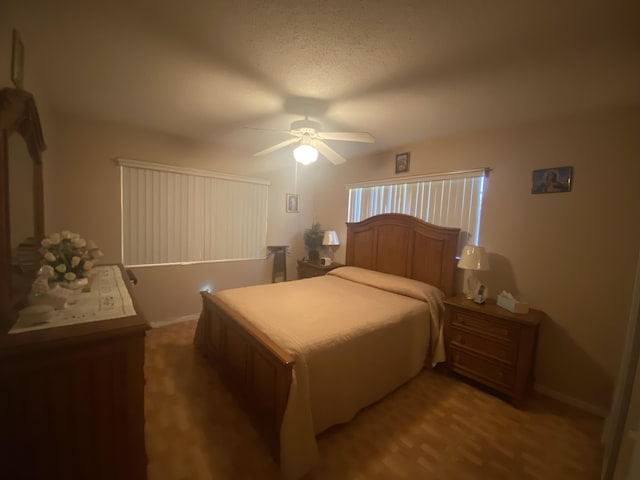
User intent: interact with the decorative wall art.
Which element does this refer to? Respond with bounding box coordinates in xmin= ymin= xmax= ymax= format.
xmin=395 ymin=152 xmax=410 ymax=174
xmin=286 ymin=193 xmax=299 ymax=213
xmin=532 ymin=166 xmax=572 ymax=194
xmin=11 ymin=29 xmax=24 ymax=89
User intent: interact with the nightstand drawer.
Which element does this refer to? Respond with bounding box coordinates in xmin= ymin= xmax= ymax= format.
xmin=451 ymin=311 xmax=518 ymax=342
xmin=301 ymin=269 xmax=325 ymax=278
xmin=450 ymin=347 xmax=515 ymax=389
xmin=449 ymin=327 xmax=515 ymax=365
xmin=297 ymin=260 xmax=343 ymax=279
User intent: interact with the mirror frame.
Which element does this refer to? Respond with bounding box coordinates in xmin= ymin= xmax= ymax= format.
xmin=0 ymin=88 xmax=46 ymax=333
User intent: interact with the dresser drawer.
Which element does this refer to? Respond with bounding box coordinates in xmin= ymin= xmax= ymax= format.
xmin=451 ymin=311 xmax=519 ymax=342
xmin=450 ymin=347 xmax=516 ymax=390
xmin=449 ymin=327 xmax=516 ymax=365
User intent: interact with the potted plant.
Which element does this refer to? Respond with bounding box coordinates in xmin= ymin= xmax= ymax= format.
xmin=303 ymin=223 xmax=324 ymax=264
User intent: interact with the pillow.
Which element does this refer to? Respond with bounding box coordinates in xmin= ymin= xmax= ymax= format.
xmin=328 ymin=266 xmax=444 ymax=303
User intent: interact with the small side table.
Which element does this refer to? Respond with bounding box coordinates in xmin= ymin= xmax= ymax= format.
xmin=297 ymin=259 xmax=343 ymax=279
xmin=443 ymin=294 xmax=543 ymax=406
xmin=267 ymin=246 xmax=288 ymax=283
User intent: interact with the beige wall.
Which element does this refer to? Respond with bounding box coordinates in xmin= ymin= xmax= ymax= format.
xmin=312 ymin=106 xmax=640 ymax=410
xmin=44 ymin=112 xmax=318 ymax=324
xmin=1 ymin=7 xmax=319 ymax=324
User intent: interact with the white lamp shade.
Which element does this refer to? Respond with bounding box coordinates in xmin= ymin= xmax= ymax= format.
xmin=293 ymin=144 xmax=318 ymax=165
xmin=457 ymin=245 xmax=489 ymax=271
xmin=322 ymin=230 xmax=340 ymax=246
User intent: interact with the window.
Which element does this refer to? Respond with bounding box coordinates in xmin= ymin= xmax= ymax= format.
xmin=118 ymin=159 xmax=269 ymax=266
xmin=347 ymin=169 xmax=487 ymax=246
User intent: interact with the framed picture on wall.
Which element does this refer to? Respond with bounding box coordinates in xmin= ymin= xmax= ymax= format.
xmin=11 ymin=29 xmax=24 ymax=89
xmin=395 ymin=152 xmax=410 ymax=174
xmin=532 ymin=166 xmax=572 ymax=194
xmin=286 ymin=193 xmax=299 ymax=213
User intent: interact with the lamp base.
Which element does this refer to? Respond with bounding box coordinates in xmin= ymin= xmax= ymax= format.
xmin=463 ymin=269 xmax=479 ymax=300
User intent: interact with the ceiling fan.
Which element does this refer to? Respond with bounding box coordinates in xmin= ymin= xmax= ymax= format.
xmin=251 ymin=118 xmax=375 ymax=165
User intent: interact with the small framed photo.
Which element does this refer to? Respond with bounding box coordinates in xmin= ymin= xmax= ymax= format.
xmin=286 ymin=193 xmax=299 ymax=213
xmin=11 ymin=29 xmax=24 ymax=90
xmin=395 ymin=152 xmax=410 ymax=174
xmin=532 ymin=166 xmax=573 ymax=194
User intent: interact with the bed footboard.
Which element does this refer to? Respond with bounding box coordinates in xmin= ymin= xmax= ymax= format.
xmin=194 ymin=291 xmax=295 ymax=461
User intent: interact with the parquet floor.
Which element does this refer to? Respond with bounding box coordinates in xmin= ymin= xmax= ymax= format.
xmin=145 ymin=320 xmax=603 ymax=479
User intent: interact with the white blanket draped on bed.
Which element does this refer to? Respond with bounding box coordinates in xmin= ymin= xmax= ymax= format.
xmin=213 ymin=266 xmax=445 ymax=479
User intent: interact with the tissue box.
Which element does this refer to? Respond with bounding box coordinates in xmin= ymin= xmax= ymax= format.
xmin=497 ymin=292 xmax=529 ymax=314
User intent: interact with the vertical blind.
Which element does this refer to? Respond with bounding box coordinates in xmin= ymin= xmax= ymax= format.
xmin=118 ymin=159 xmax=269 ymax=266
xmin=347 ymin=169 xmax=487 ymax=246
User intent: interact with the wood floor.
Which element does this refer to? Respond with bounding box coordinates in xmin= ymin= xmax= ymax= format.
xmin=144 ymin=320 xmax=604 ymax=479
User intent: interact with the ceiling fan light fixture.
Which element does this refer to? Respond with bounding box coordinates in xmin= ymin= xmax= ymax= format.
xmin=251 ymin=116 xmax=374 ymax=165
xmin=293 ymin=143 xmax=318 ymax=165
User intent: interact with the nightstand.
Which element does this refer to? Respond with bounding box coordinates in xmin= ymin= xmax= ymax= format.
xmin=297 ymin=259 xmax=343 ymax=279
xmin=443 ymin=294 xmax=543 ymax=406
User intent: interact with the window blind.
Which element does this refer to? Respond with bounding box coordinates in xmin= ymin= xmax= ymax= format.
xmin=347 ymin=169 xmax=487 ymax=246
xmin=118 ymin=159 xmax=269 ymax=266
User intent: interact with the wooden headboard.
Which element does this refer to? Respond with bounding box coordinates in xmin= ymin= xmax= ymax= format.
xmin=346 ymin=214 xmax=460 ymax=297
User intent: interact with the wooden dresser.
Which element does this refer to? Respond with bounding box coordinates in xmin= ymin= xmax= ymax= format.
xmin=0 ymin=265 xmax=148 ymax=480
xmin=443 ymin=295 xmax=543 ymax=406
xmin=297 ymin=259 xmax=343 ymax=279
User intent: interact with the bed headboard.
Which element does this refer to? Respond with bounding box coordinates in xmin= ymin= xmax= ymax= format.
xmin=345 ymin=214 xmax=460 ymax=297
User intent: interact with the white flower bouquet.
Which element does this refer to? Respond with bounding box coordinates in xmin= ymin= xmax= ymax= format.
xmin=39 ymin=230 xmax=103 ymax=283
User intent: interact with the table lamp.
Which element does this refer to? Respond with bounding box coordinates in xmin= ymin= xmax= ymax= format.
xmin=322 ymin=230 xmax=340 ymax=264
xmin=457 ymin=245 xmax=489 ymax=300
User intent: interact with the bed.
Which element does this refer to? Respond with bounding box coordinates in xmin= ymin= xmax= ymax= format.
xmin=194 ymin=213 xmax=460 ymax=479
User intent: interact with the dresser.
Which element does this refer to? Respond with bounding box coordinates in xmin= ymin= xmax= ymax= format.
xmin=297 ymin=259 xmax=343 ymax=279
xmin=0 ymin=265 xmax=148 ymax=480
xmin=443 ymin=295 xmax=543 ymax=406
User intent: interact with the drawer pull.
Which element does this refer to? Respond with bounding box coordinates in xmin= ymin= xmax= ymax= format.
xmin=455 ymin=334 xmax=464 ymax=344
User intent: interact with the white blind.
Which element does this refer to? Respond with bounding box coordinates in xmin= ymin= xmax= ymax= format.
xmin=347 ymin=169 xmax=487 ymax=246
xmin=119 ymin=159 xmax=269 ymax=266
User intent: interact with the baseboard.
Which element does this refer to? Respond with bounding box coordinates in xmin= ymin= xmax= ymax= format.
xmin=534 ymin=383 xmax=609 ymax=417
xmin=150 ymin=313 xmax=199 ymax=329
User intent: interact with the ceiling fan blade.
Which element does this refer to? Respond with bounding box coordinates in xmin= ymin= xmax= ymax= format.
xmin=253 ymin=137 xmax=299 ymax=156
xmin=245 ymin=126 xmax=299 ymax=135
xmin=310 ymin=139 xmax=347 ymax=165
xmin=317 ymin=131 xmax=375 ymax=143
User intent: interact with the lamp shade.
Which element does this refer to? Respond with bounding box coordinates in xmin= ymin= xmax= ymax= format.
xmin=293 ymin=144 xmax=318 ymax=165
xmin=322 ymin=230 xmax=340 ymax=246
xmin=457 ymin=245 xmax=489 ymax=271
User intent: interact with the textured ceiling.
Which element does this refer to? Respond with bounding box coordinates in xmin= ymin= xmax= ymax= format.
xmin=10 ymin=0 xmax=640 ymax=161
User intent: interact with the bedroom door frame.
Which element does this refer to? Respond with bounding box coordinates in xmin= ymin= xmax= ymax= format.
xmin=602 ymin=246 xmax=640 ymax=480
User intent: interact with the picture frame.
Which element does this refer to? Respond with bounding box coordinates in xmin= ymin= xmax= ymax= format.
xmin=532 ymin=166 xmax=573 ymax=194
xmin=395 ymin=152 xmax=410 ymax=174
xmin=286 ymin=193 xmax=299 ymax=213
xmin=11 ymin=29 xmax=24 ymax=90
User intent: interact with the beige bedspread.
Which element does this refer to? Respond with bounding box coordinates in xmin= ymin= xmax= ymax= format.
xmin=213 ymin=266 xmax=445 ymax=479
